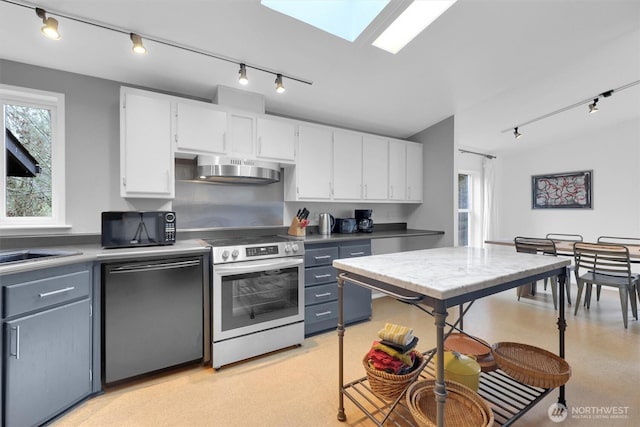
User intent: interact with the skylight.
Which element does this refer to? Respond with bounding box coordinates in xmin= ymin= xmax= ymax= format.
xmin=261 ymin=0 xmax=390 ymax=42
xmin=373 ymin=0 xmax=457 ymax=54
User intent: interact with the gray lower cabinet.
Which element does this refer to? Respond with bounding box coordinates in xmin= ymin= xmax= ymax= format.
xmin=304 ymin=240 xmax=372 ymax=336
xmin=2 ymin=263 xmax=92 ymax=427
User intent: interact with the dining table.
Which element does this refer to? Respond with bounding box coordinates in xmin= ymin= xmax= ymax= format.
xmin=333 ymin=245 xmax=571 ymax=427
xmin=485 ymin=239 xmax=640 ymax=260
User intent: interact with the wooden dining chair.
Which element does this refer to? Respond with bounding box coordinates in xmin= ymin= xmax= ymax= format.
xmin=544 ymin=233 xmax=583 ymax=305
xmin=514 ymin=237 xmax=564 ymax=309
xmin=589 ymin=236 xmax=640 ymax=304
xmin=573 ymin=242 xmax=639 ymax=328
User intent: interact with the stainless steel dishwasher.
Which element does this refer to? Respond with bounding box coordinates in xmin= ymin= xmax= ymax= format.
xmin=102 ymin=256 xmax=205 ymax=384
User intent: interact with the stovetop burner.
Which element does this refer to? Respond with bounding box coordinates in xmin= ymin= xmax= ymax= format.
xmin=206 ymin=235 xmax=304 ymax=264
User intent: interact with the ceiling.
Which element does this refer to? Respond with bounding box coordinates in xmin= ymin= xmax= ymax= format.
xmin=1 ymin=0 xmax=639 ymax=155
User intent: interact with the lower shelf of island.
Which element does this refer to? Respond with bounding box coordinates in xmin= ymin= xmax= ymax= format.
xmin=340 ymin=350 xmax=553 ymax=426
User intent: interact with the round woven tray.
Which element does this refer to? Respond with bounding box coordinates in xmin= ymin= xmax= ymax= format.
xmin=491 ymin=342 xmax=571 ymax=388
xmin=363 ymin=352 xmax=426 ymax=400
xmin=444 ymin=333 xmax=491 ymax=358
xmin=406 ymin=379 xmax=494 ymax=427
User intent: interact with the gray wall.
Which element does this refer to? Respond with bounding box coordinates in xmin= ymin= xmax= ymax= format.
xmin=1 ymin=59 xmax=128 ymax=234
xmin=406 ymin=116 xmax=455 ymax=248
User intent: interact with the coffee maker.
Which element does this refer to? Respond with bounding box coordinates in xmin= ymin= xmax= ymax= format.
xmin=355 ymin=209 xmax=373 ymax=233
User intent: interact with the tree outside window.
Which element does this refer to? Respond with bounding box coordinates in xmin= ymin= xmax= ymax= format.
xmin=5 ymin=104 xmax=52 ymax=217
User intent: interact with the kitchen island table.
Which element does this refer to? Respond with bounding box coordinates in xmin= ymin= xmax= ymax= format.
xmin=334 ymin=246 xmax=571 ymax=427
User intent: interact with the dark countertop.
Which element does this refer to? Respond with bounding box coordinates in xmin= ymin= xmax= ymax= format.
xmin=0 ymin=223 xmax=444 ymax=275
xmin=296 ymin=228 xmax=444 ymax=244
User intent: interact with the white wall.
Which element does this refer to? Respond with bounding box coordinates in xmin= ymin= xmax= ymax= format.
xmin=494 ymin=117 xmax=640 ymax=242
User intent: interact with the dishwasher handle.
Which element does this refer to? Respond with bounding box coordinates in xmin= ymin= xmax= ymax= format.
xmin=109 ymin=259 xmax=201 ymax=274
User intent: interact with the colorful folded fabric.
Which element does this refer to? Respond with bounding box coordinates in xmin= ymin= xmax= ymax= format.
xmin=371 ymin=341 xmax=414 ymax=366
xmin=377 ymin=322 xmax=414 ymax=346
xmin=367 ymin=347 xmax=418 ymax=374
xmin=380 ymin=336 xmax=419 ymax=354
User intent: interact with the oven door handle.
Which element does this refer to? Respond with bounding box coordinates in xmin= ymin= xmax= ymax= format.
xmin=214 ymin=257 xmax=304 ymax=275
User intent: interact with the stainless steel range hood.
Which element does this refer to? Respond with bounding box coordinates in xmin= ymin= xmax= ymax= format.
xmin=196 ymin=155 xmax=280 ymax=185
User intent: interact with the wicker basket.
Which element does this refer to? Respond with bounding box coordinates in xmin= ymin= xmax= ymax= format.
xmin=363 ymin=352 xmax=426 ymax=400
xmin=406 ymin=379 xmax=494 ymax=427
xmin=491 ymin=342 xmax=571 ymax=388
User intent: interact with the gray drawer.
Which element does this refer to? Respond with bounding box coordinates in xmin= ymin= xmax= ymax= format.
xmin=305 ymin=283 xmax=338 ymax=305
xmin=4 ymin=269 xmax=90 ymax=318
xmin=305 ymin=265 xmax=337 ymax=286
xmin=304 ymin=301 xmax=338 ymax=336
xmin=339 ymin=243 xmax=371 ymax=258
xmin=304 ymin=246 xmax=339 ymax=267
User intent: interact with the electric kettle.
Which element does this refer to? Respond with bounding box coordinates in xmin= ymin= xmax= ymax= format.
xmin=318 ymin=213 xmax=335 ymax=235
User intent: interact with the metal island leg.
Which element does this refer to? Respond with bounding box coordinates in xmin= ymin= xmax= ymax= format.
xmin=433 ymin=303 xmax=448 ymax=427
xmin=337 ymin=275 xmax=346 ymax=422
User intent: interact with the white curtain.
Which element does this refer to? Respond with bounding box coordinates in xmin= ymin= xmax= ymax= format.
xmin=482 ymin=158 xmax=496 ymax=246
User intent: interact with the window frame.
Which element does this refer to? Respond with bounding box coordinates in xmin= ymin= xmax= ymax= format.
xmin=1 ymin=84 xmax=66 ymax=229
xmin=458 ymin=172 xmax=472 ymax=247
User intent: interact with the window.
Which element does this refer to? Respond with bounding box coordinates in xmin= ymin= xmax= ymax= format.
xmin=1 ymin=84 xmax=65 ymax=228
xmin=458 ymin=173 xmax=471 ymax=246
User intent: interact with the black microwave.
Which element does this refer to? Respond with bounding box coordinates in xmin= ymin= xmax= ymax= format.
xmin=101 ymin=211 xmax=176 ymax=248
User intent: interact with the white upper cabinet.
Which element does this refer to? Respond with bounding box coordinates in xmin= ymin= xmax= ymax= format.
xmin=362 ymin=136 xmax=389 ymax=200
xmin=227 ymin=112 xmax=255 ymax=157
xmin=332 ymin=130 xmax=362 ymax=200
xmin=256 ymin=117 xmax=296 ymax=163
xmin=175 ymin=101 xmax=227 ymax=155
xmin=388 ymin=139 xmax=407 ymax=200
xmin=406 ymin=142 xmax=423 ymax=202
xmin=120 ymin=88 xmax=174 ymax=198
xmin=285 ymin=124 xmax=332 ymax=200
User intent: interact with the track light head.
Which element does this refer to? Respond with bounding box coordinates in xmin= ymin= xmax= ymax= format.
xmin=588 ymin=98 xmax=599 ymax=114
xmin=513 ymin=127 xmax=522 ymax=139
xmin=130 ymin=33 xmax=147 ymax=54
xmin=36 ymin=8 xmax=61 ymax=40
xmin=275 ymin=74 xmax=285 ymax=93
xmin=238 ymin=64 xmax=249 ymax=85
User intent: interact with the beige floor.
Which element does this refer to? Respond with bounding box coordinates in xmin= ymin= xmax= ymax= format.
xmin=54 ymin=287 xmax=639 ymax=427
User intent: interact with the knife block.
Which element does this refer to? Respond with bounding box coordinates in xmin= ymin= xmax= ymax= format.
xmin=287 ymin=217 xmax=306 ymax=237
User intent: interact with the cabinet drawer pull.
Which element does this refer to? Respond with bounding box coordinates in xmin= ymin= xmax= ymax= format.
xmin=315 ymin=311 xmax=332 ymax=317
xmin=314 ymin=274 xmax=331 ymax=279
xmin=10 ymin=326 xmax=20 ymax=359
xmin=314 ymin=292 xmax=332 ymax=298
xmin=314 ymin=255 xmax=331 ymax=260
xmin=349 ymin=252 xmax=365 ymax=256
xmin=39 ymin=286 xmax=75 ymax=298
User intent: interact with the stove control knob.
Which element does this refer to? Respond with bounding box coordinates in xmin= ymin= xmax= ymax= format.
xmin=291 ymin=243 xmax=299 ymax=253
xmin=231 ymin=249 xmax=239 ymax=259
xmin=221 ymin=250 xmax=229 ymax=260
xmin=284 ymin=244 xmax=291 ymax=253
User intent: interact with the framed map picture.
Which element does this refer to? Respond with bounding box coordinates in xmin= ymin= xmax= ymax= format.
xmin=532 ymin=170 xmax=592 ymax=209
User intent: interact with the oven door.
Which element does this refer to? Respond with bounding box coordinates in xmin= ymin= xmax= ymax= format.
xmin=213 ymin=257 xmax=304 ymax=341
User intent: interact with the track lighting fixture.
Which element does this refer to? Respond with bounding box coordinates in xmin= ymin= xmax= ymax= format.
xmin=513 ymin=127 xmax=522 ymax=139
xmin=275 ymin=74 xmax=285 ymax=93
xmin=14 ymin=2 xmax=313 ymax=92
xmin=503 ymin=80 xmax=639 ymax=140
xmin=35 ymin=8 xmax=60 ymax=40
xmin=238 ymin=64 xmax=249 ymax=85
xmin=130 ymin=33 xmax=147 ymax=54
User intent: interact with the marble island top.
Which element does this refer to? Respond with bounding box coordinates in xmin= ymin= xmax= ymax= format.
xmin=333 ymin=245 xmax=570 ymax=301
